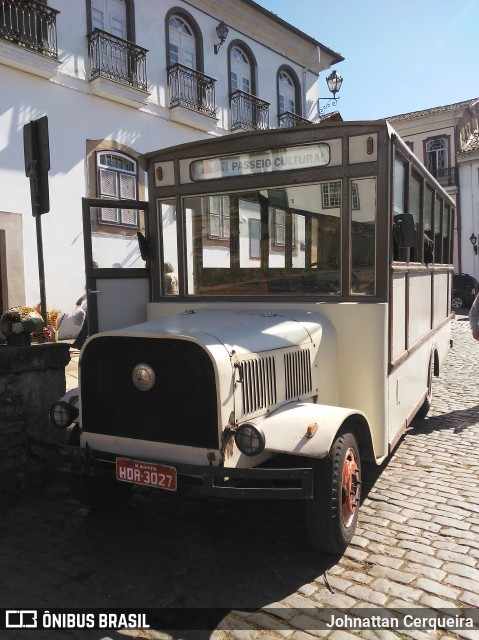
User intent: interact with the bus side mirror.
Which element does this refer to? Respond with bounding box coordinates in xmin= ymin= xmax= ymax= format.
xmin=394 ymin=213 xmax=415 ymax=248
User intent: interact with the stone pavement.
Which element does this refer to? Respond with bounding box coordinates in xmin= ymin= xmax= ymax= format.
xmin=0 ymin=316 xmax=478 ymax=640
xmin=65 ymin=345 xmax=80 ymax=392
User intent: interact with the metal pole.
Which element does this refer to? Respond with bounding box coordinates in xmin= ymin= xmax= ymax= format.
xmin=35 ymin=213 xmax=48 ymax=326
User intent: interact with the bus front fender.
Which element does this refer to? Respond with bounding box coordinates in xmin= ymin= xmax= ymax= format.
xmin=258 ymin=402 xmax=369 ymax=459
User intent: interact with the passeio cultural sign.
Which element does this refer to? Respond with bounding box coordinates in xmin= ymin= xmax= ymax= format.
xmin=190 ymin=143 xmax=330 ymax=181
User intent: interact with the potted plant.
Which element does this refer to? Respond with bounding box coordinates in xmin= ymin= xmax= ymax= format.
xmin=0 ymin=306 xmax=44 ymax=346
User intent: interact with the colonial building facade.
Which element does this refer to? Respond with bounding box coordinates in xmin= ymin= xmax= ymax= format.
xmin=388 ymin=99 xmax=479 ymax=276
xmin=0 ymin=0 xmax=342 ymax=335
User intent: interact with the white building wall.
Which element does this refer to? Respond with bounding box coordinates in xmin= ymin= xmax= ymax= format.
xmin=0 ymin=0 xmax=339 ymax=333
xmin=458 ymin=157 xmax=479 ymax=280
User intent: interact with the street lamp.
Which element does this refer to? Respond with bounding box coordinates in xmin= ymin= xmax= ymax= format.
xmin=214 ymin=21 xmax=229 ymax=54
xmin=318 ymin=70 xmax=343 ymax=115
xmin=470 ymin=233 xmax=477 ymax=255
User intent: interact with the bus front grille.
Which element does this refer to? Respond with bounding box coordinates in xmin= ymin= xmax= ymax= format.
xmin=241 ymin=357 xmax=277 ymax=416
xmin=80 ymin=336 xmax=218 ymax=449
xmin=284 ymin=349 xmax=312 ymax=400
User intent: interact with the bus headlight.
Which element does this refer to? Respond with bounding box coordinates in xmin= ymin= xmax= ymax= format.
xmin=49 ymin=401 xmax=79 ymax=429
xmin=235 ymin=423 xmax=265 ymax=456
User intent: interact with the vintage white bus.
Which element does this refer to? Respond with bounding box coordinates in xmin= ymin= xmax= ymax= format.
xmin=40 ymin=121 xmax=455 ymax=554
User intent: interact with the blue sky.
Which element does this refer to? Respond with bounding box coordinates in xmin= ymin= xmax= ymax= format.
xmin=255 ymin=0 xmax=479 ymax=120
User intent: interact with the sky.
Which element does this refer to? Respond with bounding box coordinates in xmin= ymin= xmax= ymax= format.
xmin=255 ymin=0 xmax=479 ymax=121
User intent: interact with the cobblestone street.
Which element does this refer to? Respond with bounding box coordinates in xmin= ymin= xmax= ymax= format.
xmin=0 ymin=315 xmax=478 ymax=640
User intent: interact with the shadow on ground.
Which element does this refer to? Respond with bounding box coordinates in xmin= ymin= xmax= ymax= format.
xmin=0 ymin=472 xmax=356 ymax=639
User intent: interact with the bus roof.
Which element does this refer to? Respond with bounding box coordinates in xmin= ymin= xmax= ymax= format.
xmin=139 ymin=120 xmax=389 ymax=167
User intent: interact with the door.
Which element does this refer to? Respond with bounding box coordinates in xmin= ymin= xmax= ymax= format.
xmin=230 ymin=46 xmax=252 ymax=127
xmin=92 ymin=0 xmax=127 ymax=36
xmin=91 ymin=0 xmax=128 ymax=80
xmin=168 ymin=15 xmax=196 ymax=68
xmin=168 ymin=15 xmax=196 ymax=106
xmin=230 ymin=46 xmax=251 ymax=94
xmin=279 ymin=70 xmax=295 ymax=114
xmin=82 ymin=198 xmax=150 ymax=334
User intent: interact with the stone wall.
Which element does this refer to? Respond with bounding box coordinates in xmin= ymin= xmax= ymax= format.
xmin=0 ymin=342 xmax=70 ymax=499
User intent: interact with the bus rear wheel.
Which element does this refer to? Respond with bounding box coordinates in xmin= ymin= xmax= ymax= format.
xmin=306 ymin=431 xmax=361 ymax=554
xmin=417 ymin=356 xmax=434 ymax=419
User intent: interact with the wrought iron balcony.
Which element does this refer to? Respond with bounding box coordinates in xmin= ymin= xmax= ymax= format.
xmin=278 ymin=111 xmax=311 ymax=128
xmin=167 ymin=63 xmax=216 ymax=118
xmin=0 ymin=0 xmax=59 ymax=58
xmin=230 ymin=90 xmax=270 ymax=131
xmin=88 ymin=29 xmax=148 ymax=92
xmin=431 ymin=167 xmax=457 ymax=188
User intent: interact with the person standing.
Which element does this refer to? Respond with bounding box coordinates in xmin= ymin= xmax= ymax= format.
xmin=72 ymin=293 xmax=87 ymax=350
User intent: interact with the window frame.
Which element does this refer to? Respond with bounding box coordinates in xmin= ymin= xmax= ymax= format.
xmin=423 ymin=135 xmax=450 ymax=173
xmin=86 ymin=0 xmax=136 ymax=41
xmin=165 ymin=7 xmax=204 ymax=72
xmin=96 ymin=150 xmax=139 ymax=228
xmin=276 ymin=65 xmax=302 ymax=117
xmin=227 ymin=40 xmax=257 ymax=96
xmin=321 ymin=181 xmax=342 ymax=209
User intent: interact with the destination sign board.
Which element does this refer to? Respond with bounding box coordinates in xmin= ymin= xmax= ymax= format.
xmin=190 ymin=143 xmax=330 ymax=181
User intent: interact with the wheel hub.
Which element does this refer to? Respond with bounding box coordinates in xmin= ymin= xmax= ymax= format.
xmin=342 ymin=447 xmax=361 ymax=523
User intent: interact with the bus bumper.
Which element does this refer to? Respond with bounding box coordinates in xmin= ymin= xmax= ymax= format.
xmin=28 ymin=435 xmax=314 ymax=500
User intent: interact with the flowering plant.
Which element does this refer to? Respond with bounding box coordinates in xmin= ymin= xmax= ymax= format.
xmin=35 ymin=305 xmax=65 ymax=331
xmin=39 ymin=325 xmax=54 ymax=340
xmin=0 ymin=306 xmax=44 ymax=337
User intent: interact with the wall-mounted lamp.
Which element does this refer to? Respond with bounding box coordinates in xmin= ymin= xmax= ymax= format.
xmin=318 ymin=69 xmax=343 ymax=115
xmin=214 ymin=21 xmax=229 ymax=54
xmin=470 ymin=233 xmax=478 ymax=254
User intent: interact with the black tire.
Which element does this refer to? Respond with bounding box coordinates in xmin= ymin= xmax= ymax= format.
xmin=306 ymin=430 xmax=361 ymax=554
xmin=451 ymin=296 xmax=464 ymax=310
xmin=416 ymin=356 xmax=434 ymax=419
xmin=65 ymin=425 xmax=131 ymax=508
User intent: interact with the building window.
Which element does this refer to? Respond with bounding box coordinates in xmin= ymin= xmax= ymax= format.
xmin=88 ymin=0 xmax=136 ymax=40
xmin=208 ymin=196 xmax=230 ymax=239
xmin=278 ymin=70 xmax=295 ymax=114
xmin=230 ymin=46 xmax=251 ymax=94
xmin=168 ymin=14 xmax=196 ymax=68
xmin=351 ymin=182 xmax=360 ymax=210
xmin=425 ymin=137 xmax=448 ymax=172
xmin=271 ymin=209 xmax=286 ymax=246
xmin=97 ymin=151 xmax=138 ymax=226
xmin=321 ymin=181 xmax=341 ymax=209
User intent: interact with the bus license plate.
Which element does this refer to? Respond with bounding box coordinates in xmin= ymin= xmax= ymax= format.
xmin=116 ymin=458 xmax=177 ymax=492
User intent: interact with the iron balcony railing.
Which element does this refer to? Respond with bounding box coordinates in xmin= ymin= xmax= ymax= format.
xmin=278 ymin=111 xmax=311 ymax=128
xmin=431 ymin=167 xmax=457 ymax=188
xmin=0 ymin=0 xmax=59 ymax=58
xmin=88 ymin=29 xmax=148 ymax=92
xmin=167 ymin=63 xmax=216 ymax=118
xmin=230 ymin=90 xmax=270 ymax=131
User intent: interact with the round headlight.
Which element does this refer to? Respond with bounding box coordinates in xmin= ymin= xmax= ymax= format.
xmin=235 ymin=423 xmax=265 ymax=457
xmin=49 ymin=400 xmax=79 ymax=429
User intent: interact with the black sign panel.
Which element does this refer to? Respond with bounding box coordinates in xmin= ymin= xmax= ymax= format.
xmin=23 ymin=115 xmax=50 ymax=215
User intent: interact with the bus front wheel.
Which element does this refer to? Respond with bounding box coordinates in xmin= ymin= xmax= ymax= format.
xmin=417 ymin=356 xmax=434 ymax=419
xmin=306 ymin=431 xmax=361 ymax=554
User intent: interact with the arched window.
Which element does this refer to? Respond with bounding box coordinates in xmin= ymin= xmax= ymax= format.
xmin=168 ymin=14 xmax=196 ymax=68
xmin=279 ymin=70 xmax=296 ymax=114
xmin=230 ymin=46 xmax=251 ymax=94
xmin=97 ymin=151 xmax=138 ymax=227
